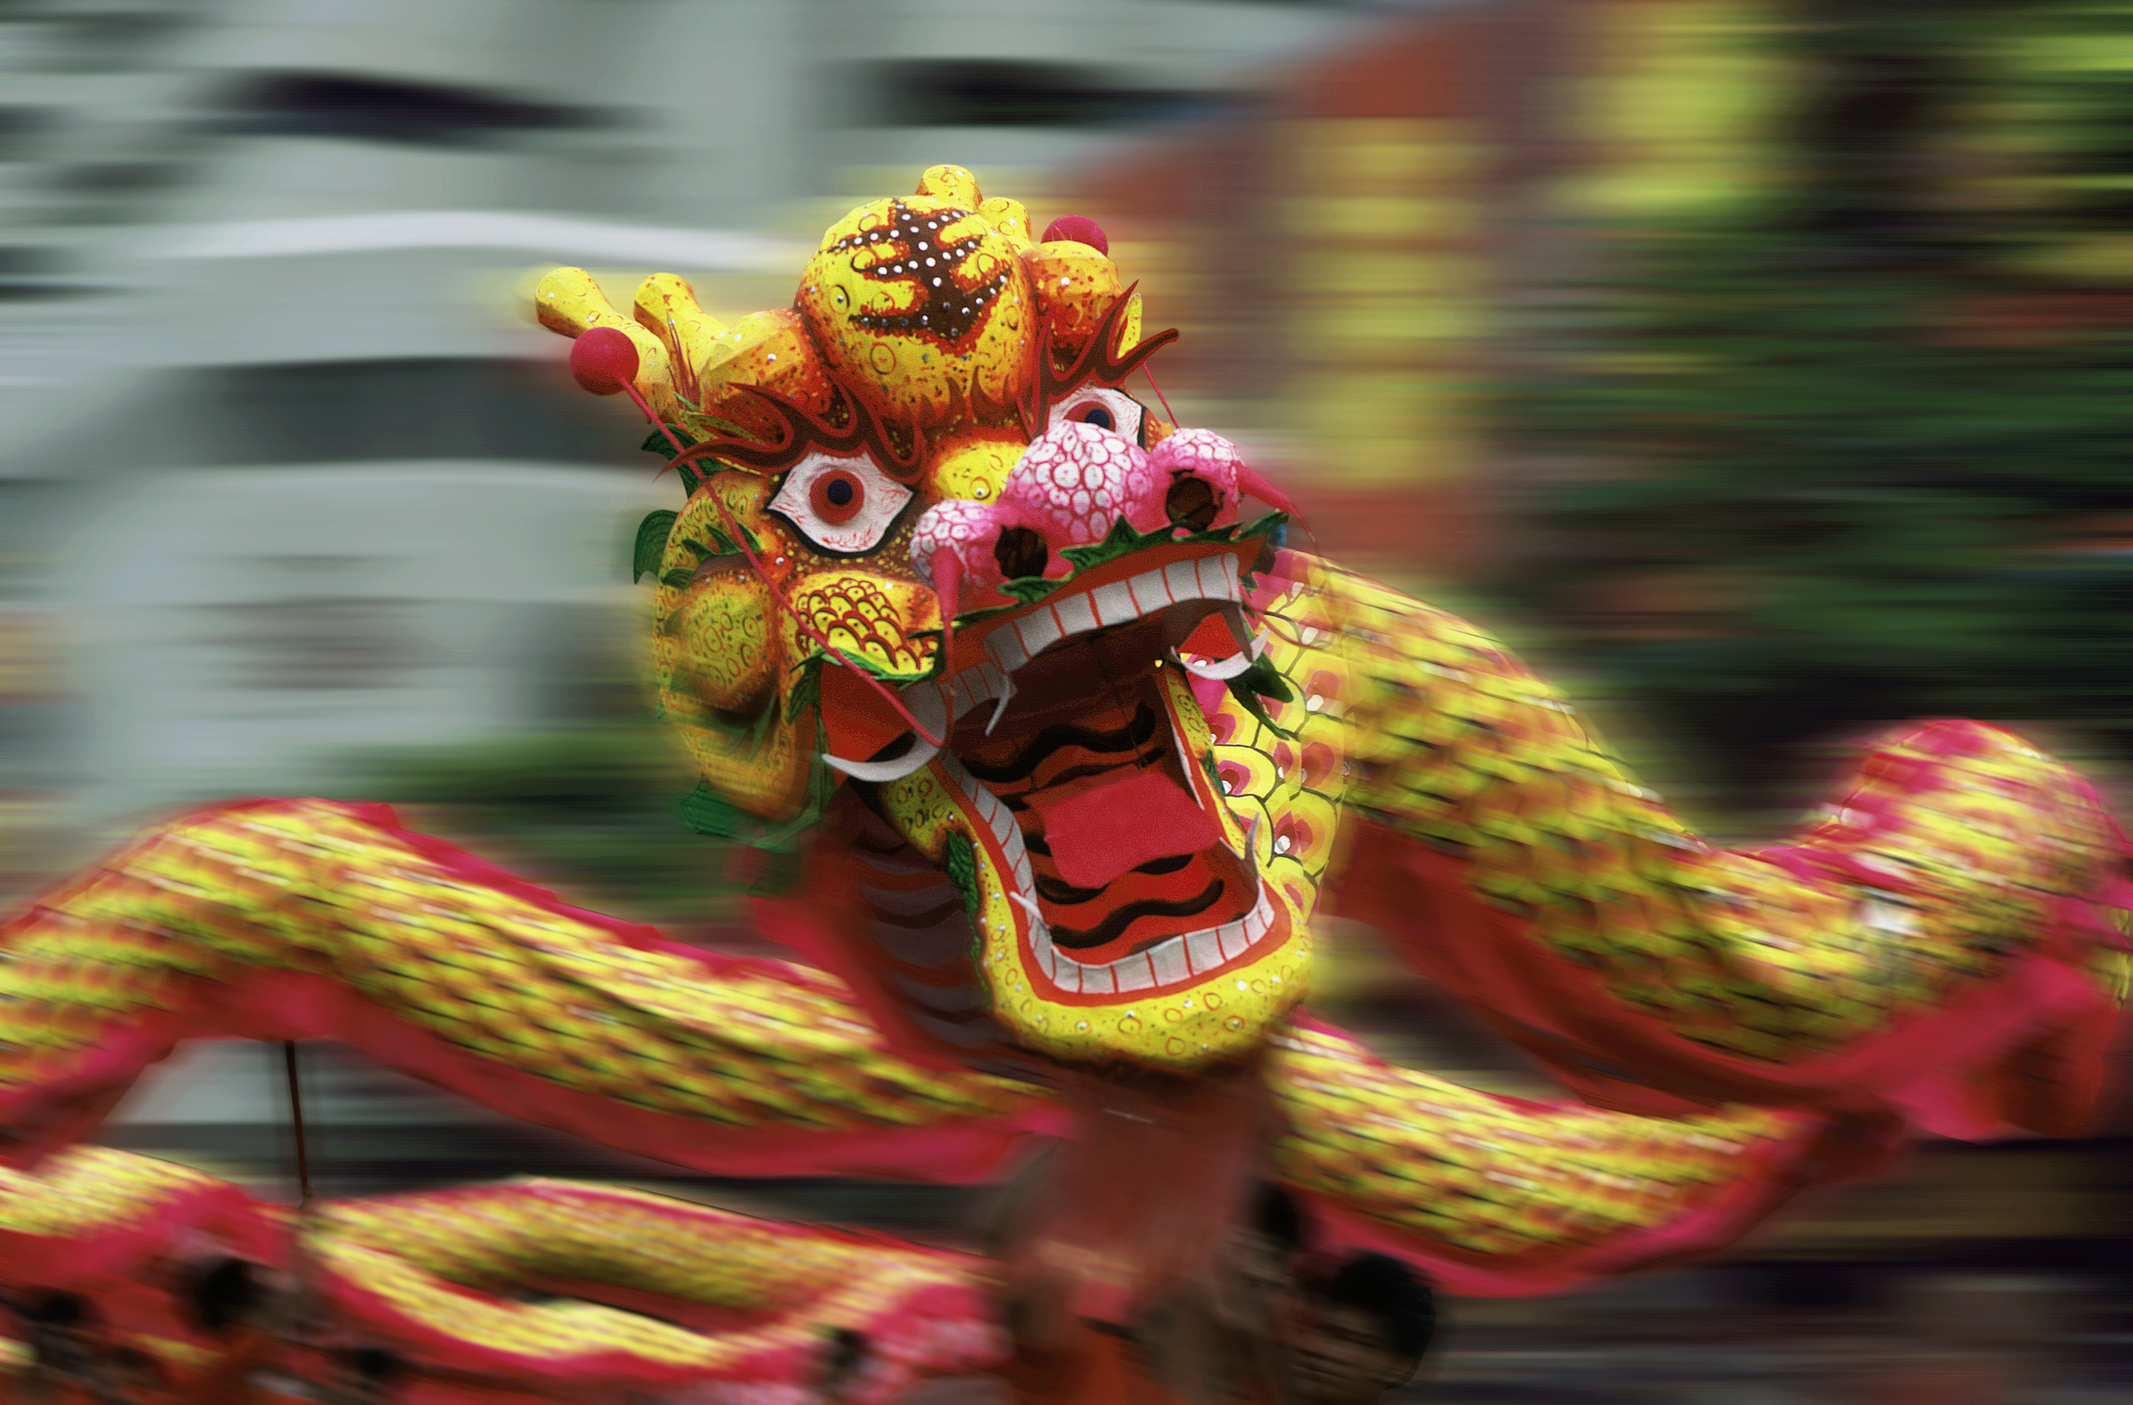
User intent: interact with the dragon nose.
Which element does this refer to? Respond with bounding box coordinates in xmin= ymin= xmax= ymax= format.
xmin=908 ymin=424 xmax=1154 ymax=617
xmin=908 ymin=422 xmax=1295 ymax=655
xmin=1001 ymin=420 xmax=1168 ymax=547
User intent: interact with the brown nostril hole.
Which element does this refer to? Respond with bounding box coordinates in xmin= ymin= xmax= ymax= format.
xmin=1165 ymin=477 xmax=1219 ymax=533
xmin=995 ymin=527 xmax=1049 ymax=580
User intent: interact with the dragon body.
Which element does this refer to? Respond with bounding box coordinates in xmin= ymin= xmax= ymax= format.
xmin=0 ymin=165 xmax=2125 ymax=1399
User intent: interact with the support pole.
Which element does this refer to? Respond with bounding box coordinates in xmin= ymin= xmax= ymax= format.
xmin=282 ymin=1040 xmax=313 ymax=1207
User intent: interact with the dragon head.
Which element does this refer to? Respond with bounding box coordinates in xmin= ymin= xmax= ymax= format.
xmin=540 ymin=166 xmax=1328 ymax=1072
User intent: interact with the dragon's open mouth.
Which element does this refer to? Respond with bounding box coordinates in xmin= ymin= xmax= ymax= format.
xmin=911 ymin=543 xmax=1286 ymax=999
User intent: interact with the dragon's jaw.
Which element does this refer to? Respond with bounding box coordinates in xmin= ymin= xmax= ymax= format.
xmin=879 ymin=540 xmax=1310 ymax=1068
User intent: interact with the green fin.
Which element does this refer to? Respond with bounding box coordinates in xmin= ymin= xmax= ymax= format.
xmin=633 ymin=510 xmax=678 ymax=583
xmin=678 ymin=780 xmax=754 ymax=841
xmin=942 ymin=829 xmax=981 ymax=920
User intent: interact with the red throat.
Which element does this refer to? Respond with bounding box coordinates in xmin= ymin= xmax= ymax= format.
xmin=1029 ymin=767 xmax=1222 ymax=890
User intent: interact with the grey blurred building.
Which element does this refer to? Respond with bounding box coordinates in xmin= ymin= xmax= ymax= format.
xmin=0 ymin=0 xmax=1447 ymax=1161
xmin=0 ymin=0 xmax=1443 ymax=843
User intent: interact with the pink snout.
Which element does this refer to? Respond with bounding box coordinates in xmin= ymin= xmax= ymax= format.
xmin=909 ymin=423 xmax=1292 ymax=621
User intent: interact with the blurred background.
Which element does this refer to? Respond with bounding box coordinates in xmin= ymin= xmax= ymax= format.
xmin=3 ymin=0 xmax=2133 ymax=1399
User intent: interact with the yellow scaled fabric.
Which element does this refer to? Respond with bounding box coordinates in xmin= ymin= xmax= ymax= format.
xmin=0 ymin=800 xmax=1028 ymax=1134
xmin=1327 ymin=561 xmax=2130 ymax=1065
xmin=0 ymin=1144 xmax=223 ymax=1239
xmin=1269 ymin=1021 xmax=1809 ymax=1264
xmin=314 ymin=1181 xmax=979 ymax=1373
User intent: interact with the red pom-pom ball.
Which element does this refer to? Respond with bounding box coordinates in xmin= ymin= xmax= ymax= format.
xmin=570 ymin=325 xmax=640 ymax=396
xmin=1041 ymin=216 xmax=1108 ymax=256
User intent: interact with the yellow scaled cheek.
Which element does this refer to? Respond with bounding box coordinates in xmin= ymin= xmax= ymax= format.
xmin=790 ymin=572 xmax=940 ymax=677
xmin=664 ymin=575 xmax=774 ymax=710
xmin=881 ymin=769 xmax=960 ymax=851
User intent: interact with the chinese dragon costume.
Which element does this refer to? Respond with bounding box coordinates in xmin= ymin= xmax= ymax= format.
xmin=0 ymin=165 xmax=2126 ymax=1403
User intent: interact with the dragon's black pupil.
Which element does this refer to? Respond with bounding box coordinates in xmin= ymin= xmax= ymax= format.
xmin=826 ymin=478 xmax=855 ymax=506
xmin=1079 ymin=406 xmax=1115 ymax=431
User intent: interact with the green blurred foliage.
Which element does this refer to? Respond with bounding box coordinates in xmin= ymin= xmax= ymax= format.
xmin=334 ymin=713 xmax=742 ymax=931
xmin=1509 ymin=0 xmax=2133 ymax=798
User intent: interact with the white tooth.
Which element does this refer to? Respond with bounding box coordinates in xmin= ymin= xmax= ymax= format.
xmin=1217 ymin=919 xmax=1250 ymax=961
xmin=987 ymin=630 xmax=1029 ymax=676
xmin=1115 ymin=953 xmax=1156 ymax=992
xmin=987 ymin=799 xmax=1016 ymax=845
xmin=824 ymin=737 xmax=940 ymax=781
xmin=1053 ymin=590 xmax=1100 ymax=640
xmin=1078 ymin=963 xmax=1116 ymax=995
xmin=1186 ymin=926 xmax=1222 ymax=975
xmin=1150 ymin=939 xmax=1189 ymax=986
xmin=1172 ymin=648 xmax=1254 ymax=681
xmin=986 ymin=675 xmax=1016 ymax=735
xmin=1220 ymin=554 xmax=1241 ymax=598
xmin=1192 ymin=556 xmax=1218 ymax=598
xmin=1133 ymin=566 xmax=1174 ymax=608
xmin=1164 ymin=559 xmax=1200 ymax=602
xmin=1012 ymin=849 xmax=1035 ymax=894
xmin=1089 ymin=579 xmax=1139 ymax=627
xmin=916 ymin=680 xmax=949 ymax=736
xmin=1247 ymin=890 xmax=1273 ymax=939
xmin=1014 ymin=610 xmax=1060 ymax=660
xmin=1051 ymin=956 xmax=1080 ymax=993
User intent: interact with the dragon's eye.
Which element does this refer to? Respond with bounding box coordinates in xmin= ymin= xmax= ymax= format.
xmin=1049 ymin=387 xmax=1145 ymax=445
xmin=770 ymin=453 xmax=912 ymax=555
xmin=810 ymin=468 xmax=866 ymax=524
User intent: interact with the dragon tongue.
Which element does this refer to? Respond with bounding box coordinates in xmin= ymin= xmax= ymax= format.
xmin=1028 ymin=767 xmax=1221 ymax=890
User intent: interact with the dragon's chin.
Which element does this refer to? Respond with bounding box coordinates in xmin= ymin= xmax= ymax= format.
xmin=881 ymin=538 xmax=1307 ymax=1064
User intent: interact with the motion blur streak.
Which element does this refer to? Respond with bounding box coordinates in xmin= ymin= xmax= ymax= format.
xmin=2 ymin=2 xmax=2131 ymax=1401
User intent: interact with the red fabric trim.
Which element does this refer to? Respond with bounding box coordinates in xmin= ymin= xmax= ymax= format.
xmin=1333 ymin=817 xmax=2119 ymax=1132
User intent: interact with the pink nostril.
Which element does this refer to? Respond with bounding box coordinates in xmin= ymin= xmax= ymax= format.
xmin=1149 ymin=428 xmax=1245 ymax=529
xmin=910 ymin=497 xmax=1010 ymax=614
